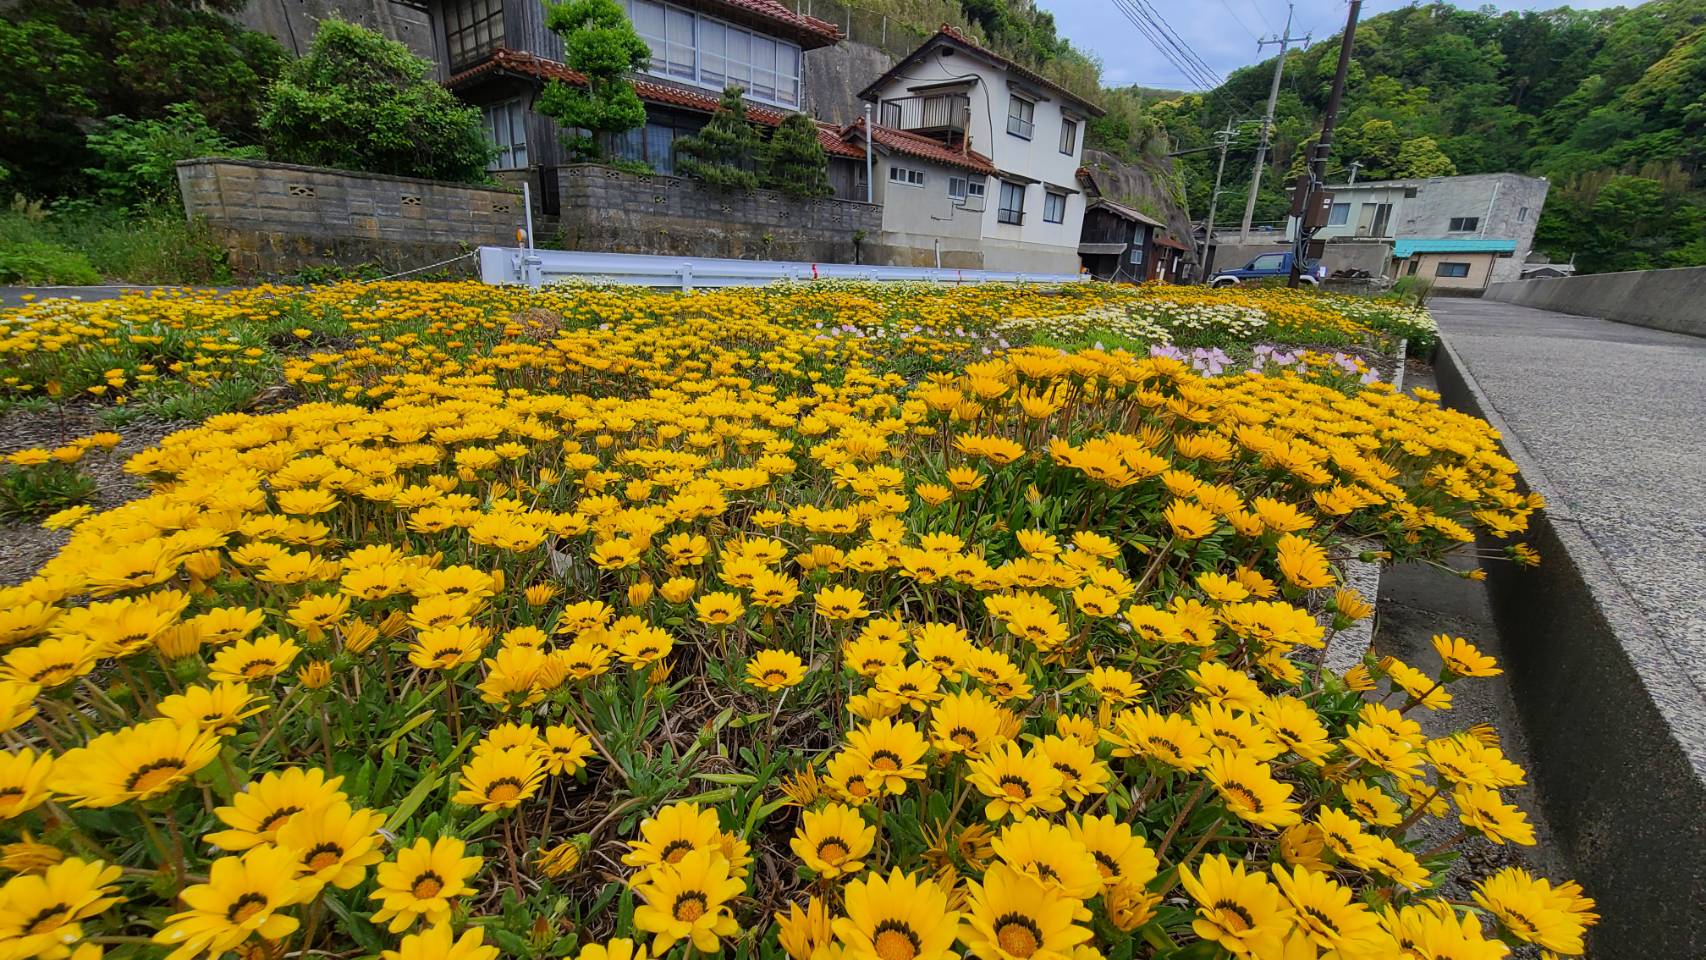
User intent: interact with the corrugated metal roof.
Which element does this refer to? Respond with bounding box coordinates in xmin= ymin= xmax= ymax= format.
xmin=1394 ymin=238 xmax=1518 ymax=257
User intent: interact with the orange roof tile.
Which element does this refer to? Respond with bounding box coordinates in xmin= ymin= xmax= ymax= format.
xmin=448 ymin=49 xmax=790 ymax=125
xmin=706 ymin=0 xmax=842 ymax=47
xmin=851 ymin=119 xmax=997 ymax=175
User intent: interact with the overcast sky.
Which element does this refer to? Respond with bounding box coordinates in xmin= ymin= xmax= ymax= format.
xmin=1049 ymin=0 xmax=1631 ymax=90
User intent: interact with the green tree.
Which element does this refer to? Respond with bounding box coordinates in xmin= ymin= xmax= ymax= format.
xmin=536 ymin=0 xmax=650 ymax=160
xmin=761 ymin=113 xmax=833 ymax=198
xmin=1392 ymin=136 xmax=1457 ymax=178
xmin=0 ymin=0 xmax=283 ymax=196
xmin=259 ymin=20 xmax=492 ymax=182
xmin=674 ymin=87 xmax=760 ymax=191
xmin=84 ymin=104 xmax=263 ymax=211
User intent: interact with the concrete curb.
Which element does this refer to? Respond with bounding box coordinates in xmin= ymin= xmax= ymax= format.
xmin=1434 ymin=334 xmax=1706 ymax=960
xmin=1323 ymin=338 xmax=1408 ymax=674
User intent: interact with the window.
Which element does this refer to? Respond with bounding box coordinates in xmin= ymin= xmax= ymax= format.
xmin=879 ymin=100 xmax=901 ymax=127
xmin=608 ymin=120 xmax=690 ymax=174
xmin=623 ymin=0 xmax=802 ymax=107
xmin=1059 ymin=118 xmax=1077 ymax=155
xmin=1128 ymin=245 xmax=1145 ymax=264
xmin=1006 ymin=95 xmax=1034 ymax=139
xmin=1043 ymin=190 xmax=1066 ymax=224
xmin=1250 ymin=253 xmax=1285 ymax=271
xmin=997 ymin=180 xmax=1025 ymax=224
xmin=1448 ymin=216 xmax=1479 ymax=232
xmin=1436 ymin=261 xmax=1471 ymax=278
xmin=444 ymin=0 xmax=503 ymax=69
xmin=1357 ymin=202 xmax=1392 ymax=237
xmin=948 ymin=176 xmax=985 ymax=209
xmin=1518 ymin=206 xmax=1529 ymax=222
xmin=1327 ymin=201 xmax=1350 ymax=226
xmin=888 ymin=165 xmax=925 ymax=187
xmin=482 ymin=99 xmax=528 ymax=170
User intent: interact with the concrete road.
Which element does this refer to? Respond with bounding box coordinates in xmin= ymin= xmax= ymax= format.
xmin=0 ymin=285 xmax=240 ymax=307
xmin=1433 ymin=296 xmax=1706 ymax=694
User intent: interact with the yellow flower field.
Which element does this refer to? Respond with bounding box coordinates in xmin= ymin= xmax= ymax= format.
xmin=0 ymin=281 xmax=1586 ymax=960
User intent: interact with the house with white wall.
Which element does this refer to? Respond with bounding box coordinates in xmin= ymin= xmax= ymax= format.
xmin=854 ymin=26 xmax=1102 ymax=273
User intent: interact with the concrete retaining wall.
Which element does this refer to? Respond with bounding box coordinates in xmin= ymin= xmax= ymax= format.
xmin=556 ymin=164 xmax=882 ymax=264
xmin=1485 ymin=266 xmax=1706 ymax=337
xmin=177 ymin=158 xmax=523 ymax=277
xmin=1434 ymin=337 xmax=1706 ymax=960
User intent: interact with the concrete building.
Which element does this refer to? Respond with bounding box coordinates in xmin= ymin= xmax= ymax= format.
xmin=856 ymin=26 xmax=1103 ymax=273
xmin=1286 ymin=172 xmax=1549 ymax=292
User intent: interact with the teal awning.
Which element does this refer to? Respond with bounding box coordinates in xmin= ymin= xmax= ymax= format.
xmin=1394 ymin=238 xmax=1517 ymax=257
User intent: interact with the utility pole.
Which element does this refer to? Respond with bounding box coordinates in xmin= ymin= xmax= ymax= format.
xmin=1347 ymin=160 xmax=1361 ymax=185
xmin=1289 ymin=0 xmax=1361 ymax=288
xmin=1239 ymin=3 xmax=1308 ymax=243
xmin=1198 ymin=120 xmax=1237 ymax=280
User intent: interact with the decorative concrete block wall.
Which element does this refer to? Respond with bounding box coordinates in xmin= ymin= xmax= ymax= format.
xmin=556 ymin=164 xmax=882 ymax=264
xmin=176 ymin=158 xmax=526 ymax=276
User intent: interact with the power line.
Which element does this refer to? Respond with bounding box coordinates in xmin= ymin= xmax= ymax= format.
xmin=1217 ymin=0 xmax=1262 ymax=43
xmin=1108 ymin=0 xmax=1255 ymax=115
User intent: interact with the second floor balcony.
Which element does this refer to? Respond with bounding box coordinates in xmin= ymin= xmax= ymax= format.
xmin=877 ymin=94 xmax=971 ymax=139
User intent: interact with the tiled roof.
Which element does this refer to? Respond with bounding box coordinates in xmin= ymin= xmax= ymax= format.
xmin=861 ymin=25 xmax=1103 ymax=116
xmin=843 ymin=119 xmax=997 ymax=175
xmin=1088 ymin=197 xmax=1164 ymax=229
xmin=814 ymin=121 xmax=867 ymax=159
xmin=447 ymin=49 xmax=791 ymax=125
xmin=707 ymin=0 xmax=842 ymax=47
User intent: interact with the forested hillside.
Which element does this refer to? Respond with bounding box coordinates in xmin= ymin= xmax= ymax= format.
xmin=1143 ymin=0 xmax=1706 ymax=274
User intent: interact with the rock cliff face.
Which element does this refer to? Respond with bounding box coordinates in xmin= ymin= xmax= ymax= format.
xmin=803 ymin=41 xmax=899 ymax=126
xmin=1080 ymin=147 xmax=1197 ymax=265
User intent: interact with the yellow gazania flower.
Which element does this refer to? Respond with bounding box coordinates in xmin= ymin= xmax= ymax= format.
xmin=789 ymin=803 xmax=875 ymax=879
xmin=275 ymin=800 xmax=387 ymax=894
xmin=206 ymin=768 xmax=347 ymax=851
xmin=1202 ymin=748 xmax=1302 ymax=830
xmin=153 ymin=845 xmax=305 ymax=960
xmin=1085 ymin=665 xmax=1143 ymax=704
xmin=959 ymin=863 xmax=1092 ymax=960
xmin=1065 ymin=814 xmax=1159 ymax=892
xmin=380 ymin=923 xmax=500 ymax=960
xmin=814 ymin=585 xmax=870 ymax=621
xmin=631 ymin=849 xmax=743 ymax=956
xmin=0 ymin=681 xmax=39 ymax=733
xmin=1034 ymin=733 xmax=1109 ymax=802
xmin=1379 ymin=903 xmax=1513 ymax=960
xmin=1272 ymin=864 xmax=1391 ymax=956
xmin=1471 ymin=867 xmax=1595 ymax=956
xmin=694 ymin=592 xmax=745 ymax=626
xmin=1 ymin=636 xmax=102 ymax=689
xmin=615 ymin=625 xmax=675 ymax=667
xmin=1452 ymin=784 xmax=1536 ymax=846
xmin=408 ymin=624 xmax=489 ymax=671
xmin=965 ymin=741 xmax=1065 ymax=821
xmin=1431 ymin=634 xmax=1501 ymax=678
xmin=1178 ymin=854 xmax=1293 ymax=959
xmin=53 ymin=719 xmax=221 ymax=808
xmin=206 ymin=634 xmax=302 ymax=684
xmin=1104 ymin=706 xmax=1211 ymax=771
xmin=1342 ymin=779 xmax=1403 ymax=827
xmin=0 ymin=834 xmax=64 ymax=874
xmin=989 ymin=818 xmax=1101 ymax=906
xmin=540 ymin=724 xmax=595 ymax=776
xmin=746 ymin=649 xmax=807 ymax=692
xmin=774 ymin=897 xmax=832 ymax=960
xmin=1163 ymin=499 xmax=1218 ymax=540
xmin=1275 ymin=533 xmax=1335 ymax=589
xmin=831 ymin=868 xmax=959 ymax=960
xmin=368 ymin=837 xmax=483 ymax=933
xmin=573 ymin=938 xmax=649 ymax=960
xmin=0 ymin=748 xmax=55 ymax=820
xmin=451 ymin=749 xmax=546 ymax=812
xmin=0 ymin=857 xmax=122 ymax=958
xmin=845 ymin=718 xmax=929 ymax=796
xmin=622 ymin=802 xmax=723 ymax=877
xmin=928 ymin=689 xmax=1009 ymax=756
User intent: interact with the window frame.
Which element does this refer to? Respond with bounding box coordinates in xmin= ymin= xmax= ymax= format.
xmin=1327 ymin=201 xmax=1350 ymax=226
xmin=623 ymin=0 xmax=803 ymax=108
xmin=1435 ymin=261 xmax=1472 ymax=278
xmin=1059 ymin=117 xmax=1078 ymax=155
xmin=481 ymin=98 xmax=529 ymax=170
xmin=1006 ymin=95 xmax=1035 ymax=140
xmin=444 ymin=0 xmax=505 ymax=70
xmin=888 ymin=165 xmax=925 ymax=187
xmin=997 ymin=180 xmax=1026 ymax=225
xmin=1043 ymin=189 xmax=1066 ymax=224
xmin=1250 ymin=253 xmax=1286 ymax=271
xmin=1448 ymin=216 xmax=1480 ymax=232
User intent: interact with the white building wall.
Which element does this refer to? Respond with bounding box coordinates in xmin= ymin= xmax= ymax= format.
xmin=867 ymin=42 xmax=1089 ymax=272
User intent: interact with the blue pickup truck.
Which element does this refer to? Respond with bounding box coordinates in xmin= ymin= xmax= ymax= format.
xmin=1208 ymin=252 xmax=1328 ymax=287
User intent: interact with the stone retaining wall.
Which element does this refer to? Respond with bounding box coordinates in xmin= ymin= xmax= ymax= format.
xmin=556 ymin=164 xmax=881 ymax=264
xmin=1486 ymin=266 xmax=1706 ymax=337
xmin=176 ymin=158 xmax=526 ymax=277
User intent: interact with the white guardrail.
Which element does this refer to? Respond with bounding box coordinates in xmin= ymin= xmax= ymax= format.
xmin=478 ymin=247 xmax=1087 ymax=289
